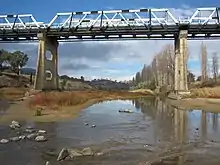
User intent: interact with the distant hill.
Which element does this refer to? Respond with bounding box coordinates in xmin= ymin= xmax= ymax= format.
xmin=20 ymin=68 xmax=36 ymax=75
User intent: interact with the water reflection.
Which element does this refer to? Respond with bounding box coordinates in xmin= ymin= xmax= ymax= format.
xmin=134 ymin=98 xmax=220 ymax=164
xmin=1 ymin=98 xmax=220 ymax=165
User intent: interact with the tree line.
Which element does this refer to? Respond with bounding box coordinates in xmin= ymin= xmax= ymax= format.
xmin=131 ymin=42 xmax=220 ymax=90
xmin=0 ymin=49 xmax=29 ymax=75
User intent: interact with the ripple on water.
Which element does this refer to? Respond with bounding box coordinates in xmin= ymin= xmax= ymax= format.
xmin=0 ymin=98 xmax=220 ymax=165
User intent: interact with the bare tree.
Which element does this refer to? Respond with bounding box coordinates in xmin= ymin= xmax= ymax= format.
xmin=200 ymin=42 xmax=208 ymax=83
xmin=212 ymin=52 xmax=218 ymax=82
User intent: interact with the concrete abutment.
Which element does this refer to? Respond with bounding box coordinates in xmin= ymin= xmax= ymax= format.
xmin=34 ymin=33 xmax=59 ymax=90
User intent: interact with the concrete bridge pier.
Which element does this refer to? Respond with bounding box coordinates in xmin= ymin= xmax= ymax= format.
xmin=34 ymin=33 xmax=59 ymax=90
xmin=174 ymin=30 xmax=188 ymax=91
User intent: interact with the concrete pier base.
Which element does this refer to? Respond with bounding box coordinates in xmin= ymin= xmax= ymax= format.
xmin=34 ymin=33 xmax=59 ymax=90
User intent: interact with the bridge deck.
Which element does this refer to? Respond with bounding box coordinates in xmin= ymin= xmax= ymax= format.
xmin=0 ymin=7 xmax=220 ymax=41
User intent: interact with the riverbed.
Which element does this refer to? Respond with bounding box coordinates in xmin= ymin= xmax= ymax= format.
xmin=0 ymin=97 xmax=220 ymax=165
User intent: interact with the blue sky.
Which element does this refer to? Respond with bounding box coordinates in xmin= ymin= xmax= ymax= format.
xmin=0 ymin=0 xmax=220 ymax=81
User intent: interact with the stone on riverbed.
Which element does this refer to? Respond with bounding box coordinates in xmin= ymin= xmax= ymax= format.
xmin=27 ymin=133 xmax=38 ymax=140
xmin=25 ymin=129 xmax=35 ymax=133
xmin=35 ymin=136 xmax=47 ymax=142
xmin=10 ymin=121 xmax=21 ymax=129
xmin=38 ymin=130 xmax=46 ymax=134
xmin=9 ymin=136 xmax=21 ymax=142
xmin=57 ymin=148 xmax=69 ymax=161
xmin=81 ymin=147 xmax=94 ymax=156
xmin=57 ymin=147 xmax=101 ymax=161
xmin=0 ymin=139 xmax=9 ymax=144
xmin=118 ymin=109 xmax=133 ymax=113
xmin=19 ymin=135 xmax=26 ymax=140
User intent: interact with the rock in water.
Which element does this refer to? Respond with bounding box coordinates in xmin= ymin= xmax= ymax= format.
xmin=0 ymin=139 xmax=9 ymax=144
xmin=81 ymin=147 xmax=94 ymax=156
xmin=19 ymin=135 xmax=26 ymax=140
xmin=9 ymin=124 xmax=16 ymax=129
xmin=11 ymin=120 xmax=21 ymax=128
xmin=27 ymin=133 xmax=38 ymax=140
xmin=118 ymin=109 xmax=133 ymax=113
xmin=25 ymin=129 xmax=35 ymax=133
xmin=45 ymin=161 xmax=50 ymax=165
xmin=9 ymin=137 xmax=21 ymax=142
xmin=35 ymin=136 xmax=47 ymax=142
xmin=68 ymin=149 xmax=83 ymax=158
xmin=95 ymin=152 xmax=104 ymax=156
xmin=38 ymin=130 xmax=46 ymax=134
xmin=57 ymin=148 xmax=69 ymax=161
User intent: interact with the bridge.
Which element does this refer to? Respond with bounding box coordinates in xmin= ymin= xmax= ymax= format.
xmin=0 ymin=7 xmax=220 ymax=91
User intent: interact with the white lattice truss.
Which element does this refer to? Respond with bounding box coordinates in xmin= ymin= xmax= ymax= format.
xmin=0 ymin=7 xmax=219 ymax=30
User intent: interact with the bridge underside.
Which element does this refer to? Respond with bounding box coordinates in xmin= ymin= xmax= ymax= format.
xmin=0 ymin=24 xmax=220 ymax=42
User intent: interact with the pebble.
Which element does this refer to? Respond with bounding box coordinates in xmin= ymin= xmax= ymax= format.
xmin=11 ymin=121 xmax=21 ymax=128
xmin=91 ymin=124 xmax=96 ymax=128
xmin=0 ymin=139 xmax=9 ymax=144
xmin=45 ymin=161 xmax=50 ymax=165
xmin=9 ymin=137 xmax=21 ymax=142
xmin=35 ymin=136 xmax=47 ymax=142
xmin=27 ymin=133 xmax=38 ymax=140
xmin=25 ymin=129 xmax=35 ymax=133
xmin=19 ymin=135 xmax=26 ymax=140
xmin=38 ymin=130 xmax=46 ymax=134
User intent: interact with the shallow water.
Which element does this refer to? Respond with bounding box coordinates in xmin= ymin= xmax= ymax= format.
xmin=0 ymin=98 xmax=220 ymax=165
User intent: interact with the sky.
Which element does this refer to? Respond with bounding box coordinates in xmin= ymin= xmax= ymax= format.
xmin=0 ymin=0 xmax=220 ymax=81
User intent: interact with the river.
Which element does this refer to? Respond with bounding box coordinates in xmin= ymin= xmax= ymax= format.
xmin=0 ymin=97 xmax=220 ymax=165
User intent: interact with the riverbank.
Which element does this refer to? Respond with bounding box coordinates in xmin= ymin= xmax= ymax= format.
xmin=0 ymin=89 xmax=153 ymax=123
xmin=167 ymin=86 xmax=220 ymax=113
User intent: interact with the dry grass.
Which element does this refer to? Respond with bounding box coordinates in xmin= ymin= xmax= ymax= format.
xmin=0 ymin=87 xmax=28 ymax=100
xmin=190 ymin=86 xmax=220 ymax=98
xmin=29 ymin=89 xmax=150 ymax=109
xmin=130 ymin=89 xmax=155 ymax=95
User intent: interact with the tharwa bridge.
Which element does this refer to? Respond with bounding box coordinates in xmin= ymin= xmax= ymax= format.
xmin=0 ymin=7 xmax=220 ymax=91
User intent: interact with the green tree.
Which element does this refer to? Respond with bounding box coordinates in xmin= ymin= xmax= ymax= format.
xmin=8 ymin=51 xmax=29 ymax=75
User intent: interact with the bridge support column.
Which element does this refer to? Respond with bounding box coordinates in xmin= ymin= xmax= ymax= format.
xmin=174 ymin=30 xmax=188 ymax=91
xmin=34 ymin=33 xmax=59 ymax=90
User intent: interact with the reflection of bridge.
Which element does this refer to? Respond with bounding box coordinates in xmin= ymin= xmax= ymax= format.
xmin=0 ymin=8 xmax=220 ymax=90
xmin=135 ymin=98 xmax=220 ymax=164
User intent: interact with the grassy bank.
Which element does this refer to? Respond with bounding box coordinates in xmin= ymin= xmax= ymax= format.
xmin=29 ymin=89 xmax=152 ymax=110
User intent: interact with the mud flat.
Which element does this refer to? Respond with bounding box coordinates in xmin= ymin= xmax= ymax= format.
xmin=168 ymin=97 xmax=220 ymax=113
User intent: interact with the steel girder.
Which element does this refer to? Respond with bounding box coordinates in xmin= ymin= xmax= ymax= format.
xmin=0 ymin=7 xmax=219 ymax=41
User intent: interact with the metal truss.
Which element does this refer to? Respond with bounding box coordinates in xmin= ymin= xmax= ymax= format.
xmin=0 ymin=14 xmax=45 ymax=30
xmin=0 ymin=7 xmax=219 ymax=41
xmin=47 ymin=8 xmax=178 ymax=29
xmin=188 ymin=7 xmax=220 ymax=25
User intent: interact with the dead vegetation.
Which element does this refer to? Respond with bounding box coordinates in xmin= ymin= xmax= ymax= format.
xmin=190 ymin=87 xmax=220 ymax=98
xmin=0 ymin=87 xmax=28 ymax=100
xmin=28 ymin=90 xmax=151 ymax=109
